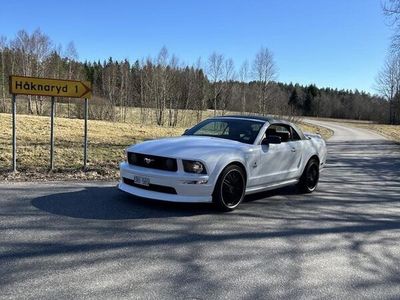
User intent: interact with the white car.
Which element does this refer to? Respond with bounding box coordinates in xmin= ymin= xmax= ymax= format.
xmin=119 ymin=115 xmax=327 ymax=211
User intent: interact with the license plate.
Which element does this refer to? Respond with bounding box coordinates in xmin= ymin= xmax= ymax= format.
xmin=133 ymin=175 xmax=150 ymax=186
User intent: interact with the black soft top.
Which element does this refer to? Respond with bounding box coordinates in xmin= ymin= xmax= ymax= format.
xmin=215 ymin=115 xmax=306 ymax=140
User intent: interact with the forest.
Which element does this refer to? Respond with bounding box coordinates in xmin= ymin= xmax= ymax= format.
xmin=0 ymin=29 xmax=394 ymax=126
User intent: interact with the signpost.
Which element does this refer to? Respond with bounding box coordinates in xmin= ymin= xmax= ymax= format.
xmin=9 ymin=75 xmax=92 ymax=172
xmin=9 ymin=76 xmax=92 ymax=98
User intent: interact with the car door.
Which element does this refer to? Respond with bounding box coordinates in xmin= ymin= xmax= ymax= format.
xmin=253 ymin=124 xmax=295 ymax=186
xmin=286 ymin=125 xmax=304 ymax=179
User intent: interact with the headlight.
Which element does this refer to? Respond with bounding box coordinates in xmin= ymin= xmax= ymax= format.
xmin=183 ymin=160 xmax=207 ymax=174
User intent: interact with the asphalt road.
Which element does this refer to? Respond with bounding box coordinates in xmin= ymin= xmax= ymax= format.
xmin=1 ymin=120 xmax=400 ymax=299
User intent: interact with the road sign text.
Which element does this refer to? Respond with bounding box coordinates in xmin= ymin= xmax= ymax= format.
xmin=9 ymin=75 xmax=92 ymax=99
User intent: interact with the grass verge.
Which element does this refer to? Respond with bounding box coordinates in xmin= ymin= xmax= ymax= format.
xmin=342 ymin=123 xmax=400 ymax=142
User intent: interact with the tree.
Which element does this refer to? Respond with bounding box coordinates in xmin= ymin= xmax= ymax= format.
xmin=252 ymin=47 xmax=277 ymax=115
xmin=207 ymin=52 xmax=224 ymax=115
xmin=383 ymin=0 xmax=400 ymax=50
xmin=375 ymin=52 xmax=400 ymax=124
xmin=288 ymin=87 xmax=302 ymax=115
xmin=220 ymin=58 xmax=235 ymax=114
xmin=303 ymin=84 xmax=318 ymax=116
xmin=0 ymin=36 xmax=7 ymax=112
xmin=31 ymin=29 xmax=52 ymax=115
xmin=65 ymin=41 xmax=79 ymax=118
xmin=193 ymin=57 xmax=207 ymax=122
xmin=10 ymin=29 xmax=52 ymax=114
xmin=239 ymin=60 xmax=249 ymax=113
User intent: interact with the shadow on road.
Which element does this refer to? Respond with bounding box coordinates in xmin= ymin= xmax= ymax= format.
xmin=30 ymin=183 xmax=298 ymax=220
xmin=31 ymin=186 xmax=218 ymax=220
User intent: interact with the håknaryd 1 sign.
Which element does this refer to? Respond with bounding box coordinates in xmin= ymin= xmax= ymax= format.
xmin=9 ymin=75 xmax=92 ymax=99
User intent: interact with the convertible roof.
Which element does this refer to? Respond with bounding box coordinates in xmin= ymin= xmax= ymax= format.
xmin=217 ymin=114 xmax=305 ymax=139
xmin=218 ymin=115 xmax=278 ymax=123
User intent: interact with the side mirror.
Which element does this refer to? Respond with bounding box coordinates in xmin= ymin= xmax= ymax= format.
xmin=262 ymin=135 xmax=282 ymax=145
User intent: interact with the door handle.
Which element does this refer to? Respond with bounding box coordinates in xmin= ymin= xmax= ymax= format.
xmin=291 ymin=148 xmax=296 ymax=152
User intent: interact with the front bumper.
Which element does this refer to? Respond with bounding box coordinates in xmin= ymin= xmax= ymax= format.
xmin=119 ymin=162 xmax=214 ymax=203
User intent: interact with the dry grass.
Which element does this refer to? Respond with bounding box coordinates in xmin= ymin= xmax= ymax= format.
xmin=341 ymin=123 xmax=400 ymax=142
xmin=0 ymin=114 xmax=185 ymax=180
xmin=0 ymin=113 xmax=331 ymax=181
xmin=297 ymin=122 xmax=334 ymax=140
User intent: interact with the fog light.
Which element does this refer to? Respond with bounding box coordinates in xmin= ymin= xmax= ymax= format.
xmin=182 ymin=179 xmax=208 ymax=184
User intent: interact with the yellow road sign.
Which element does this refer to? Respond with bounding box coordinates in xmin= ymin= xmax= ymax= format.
xmin=9 ymin=75 xmax=92 ymax=99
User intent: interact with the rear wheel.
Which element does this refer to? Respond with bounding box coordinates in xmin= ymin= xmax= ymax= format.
xmin=213 ymin=165 xmax=246 ymax=211
xmin=298 ymin=158 xmax=319 ymax=193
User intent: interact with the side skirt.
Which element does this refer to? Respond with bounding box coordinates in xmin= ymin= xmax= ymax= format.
xmin=245 ymin=178 xmax=299 ymax=195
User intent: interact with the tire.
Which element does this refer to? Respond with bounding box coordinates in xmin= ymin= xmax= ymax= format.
xmin=213 ymin=165 xmax=246 ymax=211
xmin=297 ymin=158 xmax=319 ymax=193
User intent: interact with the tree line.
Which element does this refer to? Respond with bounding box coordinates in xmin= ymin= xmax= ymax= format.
xmin=0 ymin=29 xmax=389 ymax=125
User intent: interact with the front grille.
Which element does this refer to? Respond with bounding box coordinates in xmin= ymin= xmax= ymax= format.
xmin=127 ymin=152 xmax=177 ymax=172
xmin=123 ymin=177 xmax=177 ymax=194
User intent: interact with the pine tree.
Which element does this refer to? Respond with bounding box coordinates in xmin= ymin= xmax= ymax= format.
xmin=288 ymin=88 xmax=300 ymax=114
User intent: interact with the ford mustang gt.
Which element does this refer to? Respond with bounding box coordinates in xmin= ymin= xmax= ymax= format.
xmin=119 ymin=115 xmax=327 ymax=211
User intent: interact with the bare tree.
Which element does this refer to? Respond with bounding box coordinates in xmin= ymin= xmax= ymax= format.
xmin=375 ymin=52 xmax=400 ymax=123
xmin=207 ymin=52 xmax=224 ymax=116
xmin=11 ymin=29 xmax=52 ymax=114
xmin=31 ymin=29 xmax=52 ymax=114
xmin=155 ymin=46 xmax=169 ymax=125
xmin=168 ymin=54 xmax=180 ymax=126
xmin=120 ymin=59 xmax=130 ymax=122
xmin=239 ymin=60 xmax=249 ymax=113
xmin=195 ymin=57 xmax=206 ymax=122
xmin=221 ymin=58 xmax=235 ymax=114
xmin=65 ymin=41 xmax=79 ymax=118
xmin=383 ymin=0 xmax=400 ymax=50
xmin=11 ymin=30 xmax=34 ymax=113
xmin=102 ymin=58 xmax=119 ymax=121
xmin=252 ymin=47 xmax=277 ymax=115
xmin=0 ymin=36 xmax=7 ymax=112
xmin=65 ymin=41 xmax=79 ymax=80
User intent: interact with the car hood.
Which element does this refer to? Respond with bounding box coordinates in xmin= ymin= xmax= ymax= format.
xmin=127 ymin=136 xmax=250 ymax=159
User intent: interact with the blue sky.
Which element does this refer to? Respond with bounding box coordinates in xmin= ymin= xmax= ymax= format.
xmin=0 ymin=0 xmax=392 ymax=93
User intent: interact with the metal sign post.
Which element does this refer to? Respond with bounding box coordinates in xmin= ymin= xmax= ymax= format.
xmin=83 ymin=98 xmax=88 ymax=170
xmin=12 ymin=94 xmax=16 ymax=172
xmin=50 ymin=96 xmax=55 ymax=170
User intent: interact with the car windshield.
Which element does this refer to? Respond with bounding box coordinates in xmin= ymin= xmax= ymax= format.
xmin=183 ymin=118 xmax=264 ymax=144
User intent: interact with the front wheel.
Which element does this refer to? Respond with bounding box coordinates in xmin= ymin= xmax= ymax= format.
xmin=297 ymin=158 xmax=319 ymax=193
xmin=213 ymin=165 xmax=246 ymax=211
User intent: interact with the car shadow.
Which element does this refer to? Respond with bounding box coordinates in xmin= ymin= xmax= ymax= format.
xmin=31 ymin=186 xmax=219 ymax=220
xmin=31 ymin=184 xmax=295 ymax=220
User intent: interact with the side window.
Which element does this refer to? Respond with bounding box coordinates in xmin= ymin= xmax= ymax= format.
xmin=290 ymin=126 xmax=301 ymax=141
xmin=265 ymin=124 xmax=291 ymax=143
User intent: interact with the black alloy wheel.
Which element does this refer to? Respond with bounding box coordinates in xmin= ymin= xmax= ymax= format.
xmin=213 ymin=165 xmax=246 ymax=211
xmin=298 ymin=158 xmax=319 ymax=193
